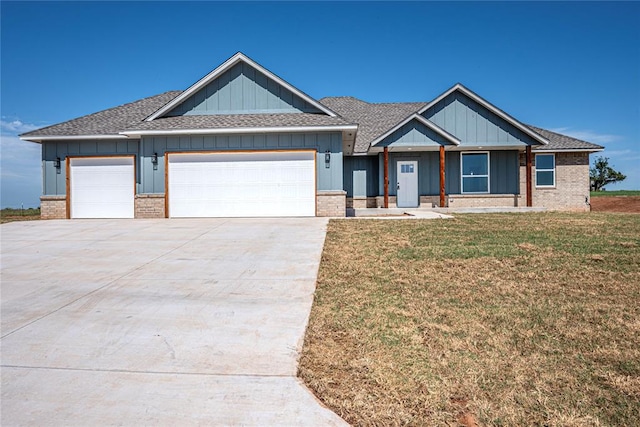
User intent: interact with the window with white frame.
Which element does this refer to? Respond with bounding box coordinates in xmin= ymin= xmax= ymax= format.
xmin=461 ymin=152 xmax=489 ymax=193
xmin=535 ymin=153 xmax=555 ymax=187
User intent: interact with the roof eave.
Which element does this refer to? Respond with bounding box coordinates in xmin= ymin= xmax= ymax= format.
xmin=120 ymin=124 xmax=358 ymax=138
xmin=532 ymin=147 xmax=604 ymax=153
xmin=19 ymin=134 xmax=129 ymax=143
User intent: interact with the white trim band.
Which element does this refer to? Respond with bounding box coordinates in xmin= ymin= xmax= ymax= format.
xmin=121 ymin=125 xmax=358 ymax=137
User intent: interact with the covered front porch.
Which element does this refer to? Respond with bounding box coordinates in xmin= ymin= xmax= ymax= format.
xmin=344 ymin=137 xmax=537 ymax=210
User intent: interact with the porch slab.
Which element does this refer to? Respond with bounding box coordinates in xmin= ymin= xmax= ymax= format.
xmin=348 ymin=208 xmax=453 ymax=219
xmin=433 ymin=207 xmax=547 ymax=214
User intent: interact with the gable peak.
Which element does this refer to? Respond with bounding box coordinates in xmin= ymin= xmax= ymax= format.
xmin=145 ymin=52 xmax=337 ymax=121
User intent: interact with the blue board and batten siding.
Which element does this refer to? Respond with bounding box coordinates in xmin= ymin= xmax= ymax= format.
xmin=377 ymin=120 xmax=452 ymax=148
xmin=422 ymin=91 xmax=539 ymax=146
xmin=140 ymin=132 xmax=343 ymax=194
xmin=41 ymin=132 xmax=343 ymax=196
xmin=42 ymin=140 xmax=139 ymax=195
xmin=343 ymin=156 xmax=378 ymax=197
xmin=167 ymin=62 xmax=322 ymax=116
xmin=344 ymin=152 xmax=516 ymax=198
xmin=489 ymin=151 xmax=519 ymax=194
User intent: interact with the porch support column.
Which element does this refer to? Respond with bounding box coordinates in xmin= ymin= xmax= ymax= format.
xmin=526 ymin=145 xmax=532 ymax=207
xmin=383 ymin=146 xmax=389 ymax=208
xmin=439 ymin=145 xmax=446 ymax=207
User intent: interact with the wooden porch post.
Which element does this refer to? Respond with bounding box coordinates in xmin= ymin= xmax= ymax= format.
xmin=439 ymin=145 xmax=446 ymax=207
xmin=526 ymin=145 xmax=532 ymax=207
xmin=383 ymin=146 xmax=389 ymax=208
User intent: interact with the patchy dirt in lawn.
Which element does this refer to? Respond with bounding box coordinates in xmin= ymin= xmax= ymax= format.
xmin=591 ymin=196 xmax=640 ymax=213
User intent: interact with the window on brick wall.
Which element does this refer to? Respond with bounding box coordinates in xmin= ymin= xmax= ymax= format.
xmin=535 ymin=154 xmax=555 ymax=187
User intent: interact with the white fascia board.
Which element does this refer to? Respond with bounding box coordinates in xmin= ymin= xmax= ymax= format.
xmin=418 ymin=83 xmax=551 ymax=146
xmin=368 ymin=145 xmax=442 ymax=153
xmin=370 ymin=113 xmax=460 ymax=147
xmin=121 ymin=124 xmax=358 ymax=137
xmin=239 ymin=54 xmax=339 ymax=118
xmin=449 ymin=144 xmax=529 ymax=151
xmin=145 ymin=52 xmax=337 ymax=121
xmin=532 ymin=148 xmax=604 ymax=153
xmin=414 ymin=115 xmax=461 ymax=145
xmin=418 ymin=84 xmax=459 ymax=113
xmin=19 ymin=134 xmax=129 ymax=143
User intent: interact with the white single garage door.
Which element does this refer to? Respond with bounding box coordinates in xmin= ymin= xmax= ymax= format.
xmin=168 ymin=151 xmax=316 ymax=217
xmin=69 ymin=157 xmax=135 ymax=218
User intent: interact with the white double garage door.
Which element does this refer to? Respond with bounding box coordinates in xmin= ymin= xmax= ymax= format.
xmin=69 ymin=151 xmax=316 ymax=218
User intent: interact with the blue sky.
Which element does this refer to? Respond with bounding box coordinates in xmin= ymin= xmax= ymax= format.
xmin=1 ymin=1 xmax=638 ymax=208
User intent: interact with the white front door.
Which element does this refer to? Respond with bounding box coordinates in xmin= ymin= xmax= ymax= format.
xmin=69 ymin=157 xmax=135 ymax=218
xmin=397 ymin=160 xmax=418 ymax=208
xmin=168 ymin=151 xmax=316 ymax=218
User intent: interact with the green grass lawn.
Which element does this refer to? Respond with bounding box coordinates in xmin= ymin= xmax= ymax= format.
xmin=591 ymin=190 xmax=640 ymax=197
xmin=300 ymin=213 xmax=640 ymax=426
xmin=0 ymin=207 xmax=41 ymax=224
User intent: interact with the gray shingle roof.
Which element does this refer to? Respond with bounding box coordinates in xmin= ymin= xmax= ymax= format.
xmin=21 ymin=89 xmax=604 ymax=155
xmin=124 ymin=112 xmax=351 ymax=133
xmin=527 ymin=125 xmax=604 ymax=151
xmin=322 ymin=96 xmax=604 ymax=153
xmin=320 ymin=97 xmax=427 ymax=153
xmin=20 ymin=91 xmax=182 ymax=137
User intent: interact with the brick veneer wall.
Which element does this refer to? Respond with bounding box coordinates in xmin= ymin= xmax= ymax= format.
xmin=317 ymin=191 xmax=346 ymax=217
xmin=419 ymin=195 xmax=448 ymax=208
xmin=523 ymin=152 xmax=591 ymax=211
xmin=519 ymin=153 xmax=528 ymax=206
xmin=135 ymin=194 xmax=166 ymax=218
xmin=40 ymin=195 xmax=67 ymax=219
xmin=370 ymin=196 xmax=449 ymax=208
xmin=448 ymin=194 xmax=519 ymax=208
xmin=347 ymin=197 xmax=378 ymax=208
xmin=375 ymin=196 xmax=397 ymax=208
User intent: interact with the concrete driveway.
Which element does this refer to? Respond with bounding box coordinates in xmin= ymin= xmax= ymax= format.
xmin=1 ymin=218 xmax=347 ymax=426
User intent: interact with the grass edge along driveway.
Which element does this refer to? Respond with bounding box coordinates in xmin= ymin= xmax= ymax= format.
xmin=299 ymin=212 xmax=640 ymax=426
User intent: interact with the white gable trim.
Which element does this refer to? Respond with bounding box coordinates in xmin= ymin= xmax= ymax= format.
xmin=145 ymin=52 xmax=337 ymax=121
xmin=418 ymin=83 xmax=550 ymax=145
xmin=370 ymin=113 xmax=461 ymax=147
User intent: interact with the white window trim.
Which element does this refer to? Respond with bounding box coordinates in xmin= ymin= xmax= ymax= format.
xmin=535 ymin=153 xmax=556 ymax=188
xmin=461 ymin=151 xmax=490 ymax=194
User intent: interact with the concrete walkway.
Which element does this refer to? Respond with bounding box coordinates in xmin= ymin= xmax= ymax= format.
xmin=348 ymin=207 xmax=453 ymax=219
xmin=349 ymin=206 xmax=547 ymax=219
xmin=1 ymin=218 xmax=347 ymax=426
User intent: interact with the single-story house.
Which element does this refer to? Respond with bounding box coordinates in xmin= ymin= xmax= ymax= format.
xmin=20 ymin=52 xmax=603 ymax=219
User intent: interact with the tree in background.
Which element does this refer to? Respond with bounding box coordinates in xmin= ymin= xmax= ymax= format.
xmin=590 ymin=156 xmax=626 ymax=191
